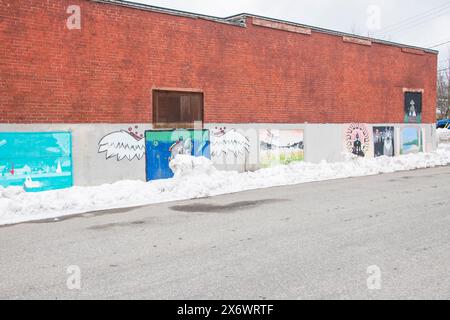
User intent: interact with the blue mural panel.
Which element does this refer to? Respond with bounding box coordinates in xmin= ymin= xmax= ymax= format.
xmin=0 ymin=132 xmax=73 ymax=192
xmin=145 ymin=129 xmax=211 ymax=181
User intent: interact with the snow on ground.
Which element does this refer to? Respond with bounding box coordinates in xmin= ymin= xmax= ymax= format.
xmin=437 ymin=128 xmax=450 ymax=143
xmin=1 ymin=137 xmax=450 ymax=226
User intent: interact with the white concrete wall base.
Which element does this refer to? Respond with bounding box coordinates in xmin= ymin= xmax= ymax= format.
xmin=0 ymin=123 xmax=437 ymax=186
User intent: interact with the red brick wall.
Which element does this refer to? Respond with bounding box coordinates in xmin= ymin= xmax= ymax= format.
xmin=0 ymin=0 xmax=438 ymax=124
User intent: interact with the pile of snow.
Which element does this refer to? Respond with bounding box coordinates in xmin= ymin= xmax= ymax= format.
xmin=169 ymin=154 xmax=217 ymax=178
xmin=1 ymin=142 xmax=450 ymax=226
xmin=437 ymin=128 xmax=450 ymax=143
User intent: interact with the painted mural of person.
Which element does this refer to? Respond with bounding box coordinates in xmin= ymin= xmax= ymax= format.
xmin=409 ymin=100 xmax=417 ymax=117
xmin=374 ymin=129 xmax=383 ymax=157
xmin=352 ymin=133 xmax=365 ymax=157
xmin=373 ymin=127 xmax=395 ymax=157
xmin=374 ymin=129 xmax=382 ymax=143
xmin=383 ymin=128 xmax=394 ymax=157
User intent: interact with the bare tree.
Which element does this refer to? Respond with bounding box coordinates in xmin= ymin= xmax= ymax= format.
xmin=437 ymin=46 xmax=450 ymax=120
xmin=437 ymin=67 xmax=449 ymax=120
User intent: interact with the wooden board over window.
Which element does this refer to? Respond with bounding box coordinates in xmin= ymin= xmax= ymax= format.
xmin=153 ymin=90 xmax=203 ymax=129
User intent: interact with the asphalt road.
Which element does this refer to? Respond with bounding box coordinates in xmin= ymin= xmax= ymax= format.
xmin=0 ymin=166 xmax=449 ymax=300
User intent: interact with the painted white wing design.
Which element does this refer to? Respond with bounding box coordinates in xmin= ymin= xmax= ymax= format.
xmin=98 ymin=130 xmax=145 ymax=161
xmin=211 ymin=129 xmax=250 ymax=157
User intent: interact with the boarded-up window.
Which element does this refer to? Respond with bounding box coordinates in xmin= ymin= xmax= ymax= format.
xmin=153 ymin=90 xmax=203 ymax=129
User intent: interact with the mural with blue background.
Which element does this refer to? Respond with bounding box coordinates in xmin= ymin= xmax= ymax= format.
xmin=0 ymin=132 xmax=73 ymax=192
xmin=145 ymin=129 xmax=210 ymax=181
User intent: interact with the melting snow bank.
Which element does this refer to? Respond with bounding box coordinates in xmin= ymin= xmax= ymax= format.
xmin=1 ymin=145 xmax=450 ymax=226
xmin=437 ymin=128 xmax=450 ymax=143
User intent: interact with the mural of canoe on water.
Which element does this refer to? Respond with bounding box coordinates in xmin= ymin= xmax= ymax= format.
xmin=145 ymin=129 xmax=210 ymax=181
xmin=0 ymin=132 xmax=73 ymax=192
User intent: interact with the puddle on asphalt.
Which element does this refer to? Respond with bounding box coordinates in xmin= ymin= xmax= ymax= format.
xmin=170 ymin=199 xmax=289 ymax=213
xmin=88 ymin=220 xmax=147 ymax=230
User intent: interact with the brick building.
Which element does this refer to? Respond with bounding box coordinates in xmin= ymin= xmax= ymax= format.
xmin=0 ymin=0 xmax=439 ymax=189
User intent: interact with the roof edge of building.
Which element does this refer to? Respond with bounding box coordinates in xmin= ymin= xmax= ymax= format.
xmin=90 ymin=0 xmax=439 ymax=55
xmin=240 ymin=14 xmax=439 ymax=55
xmin=90 ymin=0 xmax=247 ymax=26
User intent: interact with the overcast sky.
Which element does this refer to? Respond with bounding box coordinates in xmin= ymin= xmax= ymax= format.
xmin=131 ymin=0 xmax=450 ymax=70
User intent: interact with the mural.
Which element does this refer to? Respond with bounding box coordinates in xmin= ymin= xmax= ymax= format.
xmin=145 ymin=130 xmax=211 ymax=181
xmin=168 ymin=135 xmax=193 ymax=162
xmin=98 ymin=126 xmax=145 ymax=161
xmin=211 ymin=127 xmax=250 ymax=158
xmin=259 ymin=129 xmax=304 ymax=168
xmin=404 ymin=92 xmax=422 ymax=124
xmin=344 ymin=123 xmax=371 ymax=157
xmin=0 ymin=132 xmax=73 ymax=192
xmin=401 ymin=127 xmax=423 ymax=155
xmin=373 ymin=126 xmax=395 ymax=157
